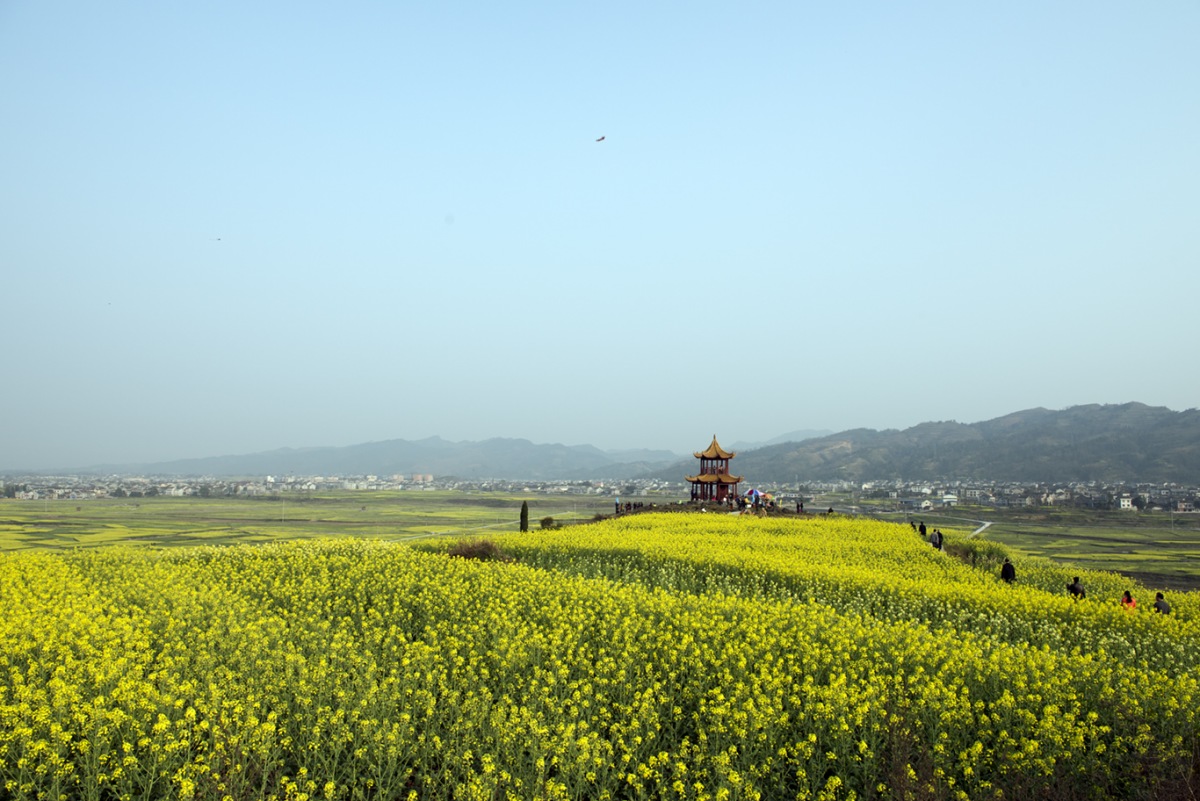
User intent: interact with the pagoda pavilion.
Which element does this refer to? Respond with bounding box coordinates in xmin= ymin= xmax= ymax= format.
xmin=685 ymin=435 xmax=742 ymax=502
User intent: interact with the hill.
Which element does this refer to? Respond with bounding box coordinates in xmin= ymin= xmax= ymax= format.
xmin=21 ymin=402 xmax=1198 ymax=483
xmin=656 ymin=403 xmax=1200 ymax=484
xmin=68 ymin=437 xmax=683 ymax=480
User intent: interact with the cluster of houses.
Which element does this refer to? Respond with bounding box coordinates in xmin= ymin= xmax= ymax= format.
xmin=0 ymin=474 xmax=679 ymax=501
xmin=850 ymin=479 xmax=1198 ymax=513
xmin=3 ymin=474 xmax=1197 ymax=514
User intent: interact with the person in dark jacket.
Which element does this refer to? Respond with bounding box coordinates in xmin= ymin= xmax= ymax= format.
xmin=1067 ymin=577 xmax=1086 ymax=599
xmin=1153 ymin=592 xmax=1171 ymax=614
xmin=1001 ymin=558 xmax=1016 ymax=584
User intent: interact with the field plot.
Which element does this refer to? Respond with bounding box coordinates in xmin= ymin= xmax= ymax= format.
xmin=2 ymin=513 xmax=1198 ymax=800
xmin=0 ymin=492 xmax=614 ymax=551
xmin=8 ymin=494 xmax=1200 ymax=592
xmin=982 ymin=520 xmax=1200 ymax=588
xmin=870 ymin=505 xmax=1200 ymax=591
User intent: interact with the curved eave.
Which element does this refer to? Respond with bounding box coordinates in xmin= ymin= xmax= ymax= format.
xmin=685 ymin=474 xmax=744 ymax=484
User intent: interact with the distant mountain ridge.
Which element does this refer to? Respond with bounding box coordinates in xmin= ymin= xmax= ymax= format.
xmin=16 ymin=403 xmax=1198 ymax=483
xmin=65 ymin=437 xmax=685 ymax=481
xmin=727 ymin=429 xmax=833 ymax=451
xmin=669 ymin=403 xmax=1199 ymax=485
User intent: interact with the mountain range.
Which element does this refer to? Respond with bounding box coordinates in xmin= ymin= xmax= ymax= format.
xmin=20 ymin=404 xmax=1200 ymax=484
xmin=64 ymin=437 xmax=683 ymax=482
xmin=688 ymin=403 xmax=1200 ymax=485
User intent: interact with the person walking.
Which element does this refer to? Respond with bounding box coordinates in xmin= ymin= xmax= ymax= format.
xmin=1001 ymin=558 xmax=1016 ymax=584
xmin=1066 ymin=577 xmax=1086 ymax=599
xmin=1120 ymin=590 xmax=1137 ymax=612
xmin=1153 ymin=592 xmax=1172 ymax=614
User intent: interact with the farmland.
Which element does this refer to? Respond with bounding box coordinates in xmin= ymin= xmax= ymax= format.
xmin=6 ymin=492 xmax=1200 ymax=593
xmin=0 ymin=492 xmax=616 ymax=552
xmin=2 ymin=511 xmax=1198 ymax=800
xmin=840 ymin=502 xmax=1200 ymax=592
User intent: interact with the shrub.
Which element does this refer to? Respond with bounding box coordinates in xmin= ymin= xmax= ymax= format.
xmin=447 ymin=539 xmax=514 ymax=562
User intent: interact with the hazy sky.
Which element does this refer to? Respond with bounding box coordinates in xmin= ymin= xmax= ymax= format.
xmin=2 ymin=2 xmax=1198 ymax=470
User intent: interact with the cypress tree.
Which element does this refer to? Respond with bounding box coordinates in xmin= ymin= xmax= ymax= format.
xmin=520 ymin=500 xmax=529 ymax=532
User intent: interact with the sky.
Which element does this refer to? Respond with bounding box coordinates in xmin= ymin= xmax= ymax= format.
xmin=2 ymin=1 xmax=1198 ymax=470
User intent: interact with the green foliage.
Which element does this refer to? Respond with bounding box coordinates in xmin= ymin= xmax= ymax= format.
xmin=539 ymin=516 xmax=555 ymax=529
xmin=520 ymin=500 xmax=529 ymax=532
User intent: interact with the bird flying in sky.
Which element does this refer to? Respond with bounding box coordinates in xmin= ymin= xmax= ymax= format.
xmin=595 ymin=136 xmax=605 ymax=142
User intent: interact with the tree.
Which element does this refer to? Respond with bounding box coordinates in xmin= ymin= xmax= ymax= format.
xmin=520 ymin=501 xmax=529 ymax=532
xmin=540 ymin=516 xmax=555 ymax=530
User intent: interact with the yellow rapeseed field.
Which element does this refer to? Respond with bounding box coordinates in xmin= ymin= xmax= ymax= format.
xmin=2 ymin=513 xmax=1197 ymax=800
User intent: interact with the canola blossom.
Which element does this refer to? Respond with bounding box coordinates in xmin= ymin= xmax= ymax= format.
xmin=496 ymin=515 xmax=1200 ymax=674
xmin=1 ymin=514 xmax=1197 ymax=800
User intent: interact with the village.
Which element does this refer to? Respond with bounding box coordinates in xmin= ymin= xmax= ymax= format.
xmin=3 ymin=472 xmax=1197 ymax=515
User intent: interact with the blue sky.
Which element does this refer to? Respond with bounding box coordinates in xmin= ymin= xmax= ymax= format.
xmin=2 ymin=1 xmax=1198 ymax=470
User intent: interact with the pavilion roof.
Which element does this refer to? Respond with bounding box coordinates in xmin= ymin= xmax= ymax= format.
xmin=685 ymin=474 xmax=743 ymax=484
xmin=693 ymin=435 xmax=736 ymax=460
